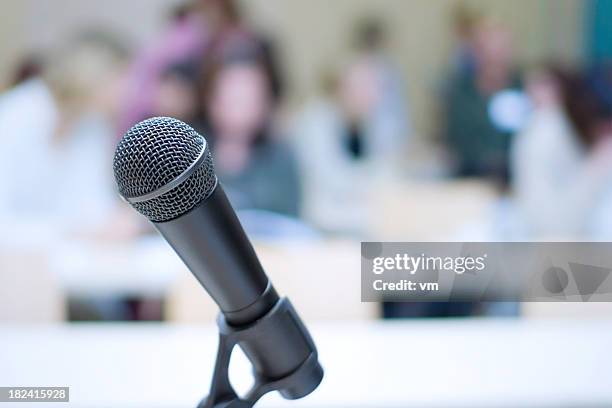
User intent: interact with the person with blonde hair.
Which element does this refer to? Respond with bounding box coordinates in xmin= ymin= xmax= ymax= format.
xmin=0 ymin=31 xmax=135 ymax=240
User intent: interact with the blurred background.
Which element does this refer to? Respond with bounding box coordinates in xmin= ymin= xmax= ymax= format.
xmin=1 ymin=0 xmax=612 ymax=406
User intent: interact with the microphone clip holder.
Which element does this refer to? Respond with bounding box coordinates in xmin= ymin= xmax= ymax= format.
xmin=198 ymin=298 xmax=323 ymax=408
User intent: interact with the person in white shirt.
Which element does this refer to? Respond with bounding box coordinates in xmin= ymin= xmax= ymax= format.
xmin=512 ymin=67 xmax=612 ymax=239
xmin=293 ymin=20 xmax=410 ymax=234
xmin=0 ymin=32 xmax=137 ymax=243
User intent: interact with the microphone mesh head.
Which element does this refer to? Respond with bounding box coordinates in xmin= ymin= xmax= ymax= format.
xmin=113 ymin=117 xmax=216 ymax=222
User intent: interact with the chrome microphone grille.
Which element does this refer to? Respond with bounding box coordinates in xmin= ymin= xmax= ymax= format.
xmin=113 ymin=116 xmax=217 ymax=222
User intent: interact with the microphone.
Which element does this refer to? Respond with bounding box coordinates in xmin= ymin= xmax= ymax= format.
xmin=113 ymin=117 xmax=323 ymax=403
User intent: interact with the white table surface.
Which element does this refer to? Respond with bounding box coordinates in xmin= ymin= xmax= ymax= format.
xmin=49 ymin=237 xmax=184 ymax=298
xmin=1 ymin=319 xmax=611 ymax=407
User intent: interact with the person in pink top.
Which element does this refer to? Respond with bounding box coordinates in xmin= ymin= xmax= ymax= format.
xmin=119 ymin=0 xmax=272 ymax=136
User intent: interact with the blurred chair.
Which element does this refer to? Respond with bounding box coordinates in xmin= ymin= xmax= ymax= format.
xmin=166 ymin=240 xmax=377 ymax=322
xmin=0 ymin=250 xmax=65 ymax=322
xmin=367 ymin=179 xmax=497 ymax=240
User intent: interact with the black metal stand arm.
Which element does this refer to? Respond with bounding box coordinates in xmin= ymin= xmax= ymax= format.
xmin=198 ymin=298 xmax=324 ymax=408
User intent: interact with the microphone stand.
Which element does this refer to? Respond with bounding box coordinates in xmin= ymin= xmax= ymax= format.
xmin=198 ymin=298 xmax=323 ymax=408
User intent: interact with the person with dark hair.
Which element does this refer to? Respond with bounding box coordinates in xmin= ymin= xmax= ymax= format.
xmin=194 ymin=50 xmax=300 ymax=218
xmin=512 ymin=64 xmax=612 ymax=239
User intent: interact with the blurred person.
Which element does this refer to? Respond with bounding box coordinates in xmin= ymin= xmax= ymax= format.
xmin=0 ymin=31 xmax=136 ymax=240
xmin=195 ymin=49 xmax=300 ymax=217
xmin=293 ymin=66 xmax=377 ymax=234
xmin=119 ymin=1 xmax=209 ymax=133
xmin=443 ymin=18 xmax=523 ymax=185
xmin=349 ymin=19 xmax=410 ymax=161
xmin=120 ymin=0 xmax=283 ymax=134
xmin=151 ymin=62 xmax=201 ymax=122
xmin=512 ymin=65 xmax=612 ymax=239
xmin=449 ymin=3 xmax=481 ymax=77
xmin=0 ymin=32 xmax=148 ymax=321
xmin=293 ymin=19 xmax=410 ymax=233
xmin=203 ymin=1 xmax=284 ymax=103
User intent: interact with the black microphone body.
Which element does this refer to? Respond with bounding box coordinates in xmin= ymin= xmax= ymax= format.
xmin=154 ymin=184 xmax=315 ymax=383
xmin=113 ymin=117 xmax=323 ymax=400
xmin=154 ymin=184 xmax=279 ymax=326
